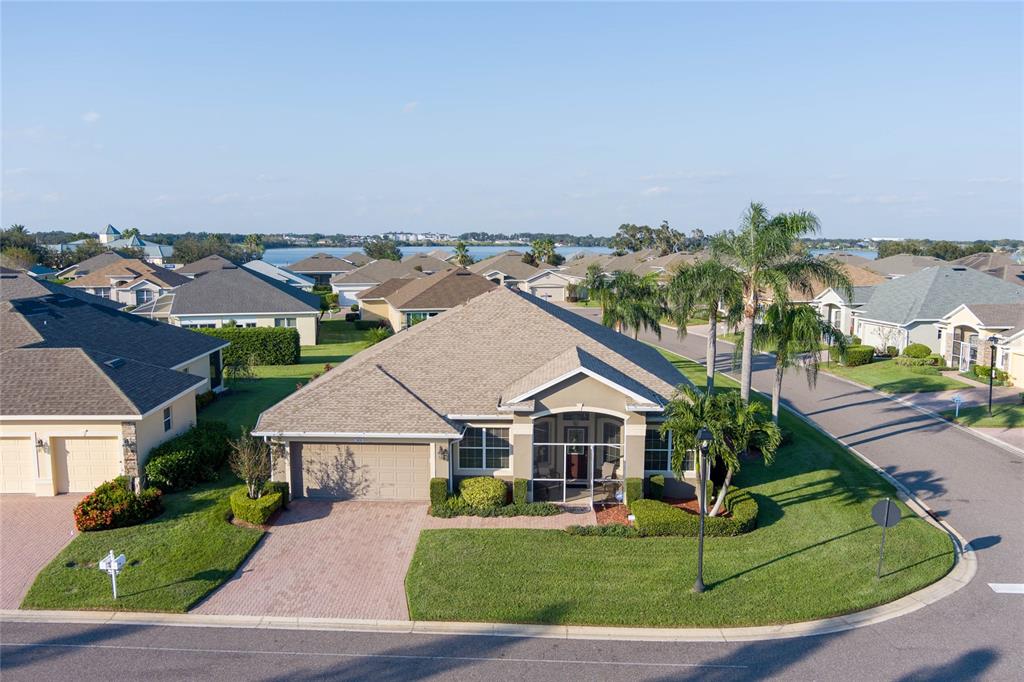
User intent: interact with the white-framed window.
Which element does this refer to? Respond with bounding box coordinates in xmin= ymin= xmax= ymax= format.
xmin=645 ymin=428 xmax=695 ymax=473
xmin=459 ymin=427 xmax=510 ymax=469
xmin=405 ymin=311 xmax=439 ymax=327
xmin=181 ymin=323 xmax=216 ymax=329
xmin=163 ymin=406 xmax=172 ymax=432
xmin=274 ymin=317 xmax=297 ymax=328
xmin=94 ymin=287 xmax=111 ymax=299
xmin=136 ymin=289 xmax=155 ymax=305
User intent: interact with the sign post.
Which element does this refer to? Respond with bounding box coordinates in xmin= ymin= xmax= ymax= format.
xmin=98 ymin=550 xmax=126 ymax=599
xmin=871 ymin=499 xmax=901 ymax=579
xmin=952 ymin=394 xmax=964 ymax=419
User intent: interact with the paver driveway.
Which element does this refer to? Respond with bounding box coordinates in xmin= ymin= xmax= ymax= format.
xmin=195 ymin=499 xmax=427 ymax=620
xmin=0 ymin=494 xmax=81 ymax=609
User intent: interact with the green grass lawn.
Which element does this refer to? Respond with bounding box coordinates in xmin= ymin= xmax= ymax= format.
xmin=405 ymin=349 xmax=955 ymax=627
xmin=199 ymin=320 xmax=374 ymax=432
xmin=822 ymin=359 xmax=972 ymax=394
xmin=941 ymin=403 xmax=1024 ymax=428
xmin=22 ymin=477 xmax=262 ymax=612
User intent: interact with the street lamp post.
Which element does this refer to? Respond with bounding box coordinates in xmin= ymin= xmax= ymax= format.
xmin=693 ymin=426 xmax=713 ymax=594
xmin=988 ymin=335 xmax=999 ymax=416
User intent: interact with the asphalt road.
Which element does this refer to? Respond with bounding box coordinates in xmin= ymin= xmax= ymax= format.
xmin=2 ymin=308 xmax=1021 ymax=680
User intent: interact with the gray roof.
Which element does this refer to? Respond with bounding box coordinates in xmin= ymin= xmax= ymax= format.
xmin=868 ymin=254 xmax=943 ymax=277
xmin=285 ymin=253 xmax=356 ymax=274
xmin=468 ymin=252 xmax=541 ymax=281
xmin=56 ymin=252 xmax=125 ymax=278
xmin=331 ymin=255 xmax=450 ymax=286
xmin=952 ymin=251 xmax=1017 ymax=271
xmin=856 ymin=266 xmax=1024 ymax=325
xmin=175 ymin=254 xmax=236 ymax=275
xmin=150 ymin=265 xmax=322 ymax=316
xmin=242 ymin=259 xmax=315 ymax=288
xmin=955 ymin=303 xmax=1024 ymax=338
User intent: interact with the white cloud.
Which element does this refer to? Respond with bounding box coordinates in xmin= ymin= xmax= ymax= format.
xmin=81 ymin=111 xmax=101 ymax=124
xmin=402 ymin=101 xmax=419 ymax=114
xmin=642 ymin=186 xmax=671 ymax=197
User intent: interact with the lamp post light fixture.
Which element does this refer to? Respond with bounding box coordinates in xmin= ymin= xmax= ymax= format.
xmin=693 ymin=426 xmax=713 ymax=594
xmin=988 ymin=335 xmax=999 ymax=416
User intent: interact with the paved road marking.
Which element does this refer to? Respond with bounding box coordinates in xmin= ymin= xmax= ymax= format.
xmin=988 ymin=583 xmax=1024 ymax=594
xmin=0 ymin=642 xmax=748 ymax=669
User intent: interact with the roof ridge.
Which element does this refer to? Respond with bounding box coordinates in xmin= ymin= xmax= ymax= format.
xmin=79 ymin=348 xmax=142 ymax=415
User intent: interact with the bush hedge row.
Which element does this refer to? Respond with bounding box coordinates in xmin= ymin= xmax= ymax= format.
xmin=428 ymin=476 xmax=560 ymax=517
xmin=630 ymin=487 xmax=758 ymax=537
xmin=565 ymin=523 xmax=639 ymax=537
xmin=144 ymin=421 xmax=231 ymax=491
xmin=431 ymin=498 xmax=561 ymax=518
xmin=74 ymin=477 xmax=163 ymax=532
xmin=843 ymin=345 xmax=875 ymax=367
xmin=229 ymin=487 xmax=283 ymax=525
xmin=512 ymin=478 xmax=528 ymax=505
xmin=459 ymin=477 xmax=507 ymax=509
xmin=647 ymin=474 xmax=665 ymax=500
xmin=626 ymin=477 xmax=643 ymax=504
xmin=197 ymin=327 xmax=300 ymax=365
xmin=971 ymin=363 xmax=1009 ymax=384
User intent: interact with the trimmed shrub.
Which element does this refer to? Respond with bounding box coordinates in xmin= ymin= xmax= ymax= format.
xmin=74 ymin=477 xmax=163 ymax=532
xmin=565 ymin=524 xmax=639 ymax=537
xmin=885 ymin=345 xmax=898 ymax=358
xmin=195 ymin=390 xmax=217 ymax=410
xmin=512 ymin=478 xmax=528 ymax=505
xmin=430 ymin=477 xmax=449 ymax=509
xmin=264 ymin=480 xmax=290 ymax=507
xmin=144 ymin=421 xmax=231 ymax=491
xmin=928 ymin=354 xmax=947 ymax=369
xmin=903 ymin=343 xmax=932 ymax=359
xmin=366 ymin=326 xmax=393 ymax=346
xmin=459 ymin=477 xmax=507 ymax=509
xmin=893 ymin=355 xmax=934 ymax=367
xmin=972 ymin=364 xmax=1008 ymax=384
xmin=843 ymin=345 xmax=875 ymax=367
xmin=630 ymin=488 xmax=758 ymax=537
xmin=320 ymin=292 xmax=339 ymax=311
xmin=430 ymin=499 xmax=560 ymax=518
xmin=350 ymin=304 xmax=359 ymax=312
xmin=344 ymin=312 xmax=359 ymax=322
xmin=229 ymin=487 xmax=283 ymax=525
xmin=354 ymin=319 xmax=384 ymax=330
xmin=849 ymin=335 xmax=861 ymax=346
xmin=647 ymin=474 xmax=665 ymax=500
xmin=626 ymin=477 xmax=643 ymax=505
xmin=197 ymin=327 xmax=299 ymax=365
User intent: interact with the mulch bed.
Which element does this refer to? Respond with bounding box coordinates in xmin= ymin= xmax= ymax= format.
xmin=594 ymin=497 xmax=731 ymax=525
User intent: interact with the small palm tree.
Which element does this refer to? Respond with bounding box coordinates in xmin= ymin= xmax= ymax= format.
xmin=582 ymin=262 xmax=606 ymax=307
xmin=707 ymin=394 xmax=781 ymax=516
xmin=453 ymin=240 xmax=473 ymax=266
xmin=666 ymin=259 xmax=743 ymax=393
xmin=600 ymin=270 xmax=664 ymax=339
xmin=244 ymin=233 xmax=264 ymax=257
xmin=660 ymin=385 xmax=734 ymax=515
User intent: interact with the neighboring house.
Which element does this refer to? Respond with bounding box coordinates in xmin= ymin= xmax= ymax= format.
xmin=951 ymin=251 xmax=1018 ymax=271
xmin=0 ymin=269 xmax=227 ymax=496
xmin=424 ymin=249 xmax=456 ymax=262
xmin=827 ymin=253 xmax=876 ymax=269
xmin=173 ymin=254 xmax=237 ymax=277
xmin=52 ymin=252 xmax=126 ymax=281
xmin=790 ymin=263 xmax=888 ymax=335
xmin=133 ymin=263 xmax=322 ymax=346
xmin=852 ymin=266 xmax=1024 ymax=353
xmin=867 ymin=254 xmax=943 ymax=279
xmin=46 ymin=225 xmax=175 ymax=265
xmin=330 ymin=254 xmax=450 ymax=305
xmin=937 ymin=303 xmax=1024 ymax=384
xmin=242 ymin=259 xmax=315 ymax=291
xmin=63 ymin=258 xmax=191 ymax=308
xmin=468 ymin=251 xmax=542 ymax=286
xmin=284 ymin=252 xmax=365 ymax=286
xmin=253 ymin=286 xmax=695 ymax=505
xmin=357 ymin=268 xmax=496 ymax=330
xmin=981 ymin=264 xmax=1024 ymax=288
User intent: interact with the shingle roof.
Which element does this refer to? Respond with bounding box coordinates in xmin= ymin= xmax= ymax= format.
xmin=868 ymin=254 xmax=944 ymax=277
xmin=786 ymin=263 xmax=886 ymax=302
xmin=285 ymin=253 xmax=356 ymax=274
xmin=342 ymin=252 xmax=372 ymax=266
xmin=175 ymin=254 xmax=236 ymax=275
xmin=331 ymin=255 xmax=450 ymax=286
xmin=468 ymin=253 xmax=541 ymax=280
xmin=828 ymin=253 xmax=876 ymax=269
xmin=954 ymin=303 xmax=1024 ymax=337
xmin=385 ymin=268 xmax=496 ymax=310
xmin=856 ymin=266 xmax=1024 ymax=325
xmin=952 ymin=251 xmax=1017 ymax=271
xmin=242 ymin=260 xmax=315 ymax=288
xmin=357 ymin=276 xmax=426 ymax=301
xmin=981 ymin=264 xmax=1024 ymax=287
xmin=66 ymin=259 xmax=190 ymax=290
xmin=254 ymin=286 xmax=689 ymax=436
xmin=57 ymin=252 xmax=125 ymax=278
xmin=157 ymin=265 xmax=322 ymax=315
xmin=1 ymin=268 xmax=122 ymax=308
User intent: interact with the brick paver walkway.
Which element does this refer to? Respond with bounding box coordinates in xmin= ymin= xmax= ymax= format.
xmin=0 ymin=494 xmax=81 ymax=609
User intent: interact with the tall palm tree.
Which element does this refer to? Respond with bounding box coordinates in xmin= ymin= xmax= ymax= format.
xmin=749 ymin=303 xmax=849 ymax=422
xmin=706 ymin=394 xmax=781 ymax=516
xmin=666 ymin=259 xmax=743 ymax=394
xmin=600 ymin=270 xmax=664 ymax=339
xmin=711 ymin=202 xmax=851 ymax=403
xmin=582 ymin=262 xmax=606 ymax=308
xmin=243 ymin=233 xmax=264 ymax=257
xmin=453 ymin=240 xmax=473 ymax=266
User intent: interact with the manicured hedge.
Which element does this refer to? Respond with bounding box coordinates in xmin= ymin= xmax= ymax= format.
xmin=903 ymin=343 xmax=932 ymax=359
xmin=264 ymin=480 xmax=290 ymax=506
xmin=197 ymin=327 xmax=300 ymax=365
xmin=459 ymin=477 xmax=507 ymax=509
xmin=354 ymin=319 xmax=385 ymax=330
xmin=843 ymin=345 xmax=875 ymax=367
xmin=512 ymin=478 xmax=528 ymax=505
xmin=566 ymin=523 xmax=639 ymax=537
xmin=626 ymin=477 xmax=643 ymax=505
xmin=893 ymin=355 xmax=935 ymax=367
xmin=195 ymin=390 xmax=217 ymax=410
xmin=647 ymin=474 xmax=665 ymax=500
xmin=430 ymin=477 xmax=449 ymax=509
xmin=630 ymin=487 xmax=758 ymax=537
xmin=74 ymin=477 xmax=163 ymax=532
xmin=230 ymin=487 xmax=283 ymax=525
xmin=431 ymin=499 xmax=561 ymax=518
xmin=144 ymin=421 xmax=231 ymax=491
xmin=972 ymin=363 xmax=1008 ymax=384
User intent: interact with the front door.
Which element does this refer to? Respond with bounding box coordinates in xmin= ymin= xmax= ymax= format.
xmin=564 ymin=426 xmax=590 ymax=502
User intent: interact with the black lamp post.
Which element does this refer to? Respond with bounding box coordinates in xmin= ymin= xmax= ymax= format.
xmin=694 ymin=426 xmax=713 ymax=593
xmin=988 ymin=335 xmax=999 ymax=415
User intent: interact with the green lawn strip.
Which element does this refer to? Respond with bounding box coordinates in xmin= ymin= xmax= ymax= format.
xmin=821 ymin=359 xmax=971 ymax=394
xmin=941 ymin=403 xmax=1024 ymax=428
xmin=22 ymin=476 xmax=262 ymax=612
xmin=199 ymin=320 xmax=373 ymax=432
xmin=405 ymin=348 xmax=954 ymax=627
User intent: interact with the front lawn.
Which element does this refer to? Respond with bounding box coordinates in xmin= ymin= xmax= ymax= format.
xmin=942 ymin=403 xmax=1024 ymax=428
xmin=405 ymin=349 xmax=954 ymax=627
xmin=200 ymin=320 xmax=373 ymax=432
xmin=22 ymin=476 xmax=262 ymax=612
xmin=822 ymin=359 xmax=971 ymax=394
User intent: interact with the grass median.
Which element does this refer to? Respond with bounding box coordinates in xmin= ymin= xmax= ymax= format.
xmin=822 ymin=359 xmax=970 ymax=394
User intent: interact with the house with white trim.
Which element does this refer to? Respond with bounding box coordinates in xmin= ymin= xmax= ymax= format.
xmin=63 ymin=258 xmax=190 ymax=308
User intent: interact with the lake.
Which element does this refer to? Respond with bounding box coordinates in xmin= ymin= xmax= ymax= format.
xmin=262 ymin=245 xmax=613 ymax=266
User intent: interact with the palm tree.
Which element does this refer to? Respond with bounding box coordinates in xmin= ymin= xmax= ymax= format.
xmin=748 ymin=303 xmax=849 ymax=422
xmin=121 ymin=227 xmax=141 ymax=240
xmin=582 ymin=262 xmax=606 ymax=307
xmin=666 ymin=259 xmax=743 ymax=393
xmin=706 ymin=394 xmax=781 ymax=516
xmin=453 ymin=240 xmax=473 ymax=266
xmin=711 ymin=202 xmax=852 ymax=403
xmin=244 ymin=233 xmax=264 ymax=257
xmin=600 ymin=270 xmax=664 ymax=339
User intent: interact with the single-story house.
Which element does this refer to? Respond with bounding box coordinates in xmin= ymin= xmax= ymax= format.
xmin=133 ymin=263 xmax=322 ymax=346
xmin=330 ymin=254 xmax=450 ymax=305
xmin=852 ymin=266 xmax=1024 ymax=353
xmin=46 ymin=225 xmax=175 ymax=265
xmin=63 ymin=258 xmax=191 ymax=308
xmin=52 ymin=252 xmax=126 ymax=281
xmin=937 ymin=302 xmax=1024 ymax=384
xmin=284 ymin=252 xmax=365 ymax=286
xmin=242 ymin=259 xmax=315 ymax=290
xmin=827 ymin=253 xmax=876 ymax=269
xmin=812 ymin=286 xmax=877 ymax=336
xmin=173 ymin=254 xmax=238 ymax=278
xmin=253 ymin=286 xmax=696 ymax=505
xmin=520 ymin=256 xmax=611 ymax=302
xmin=357 ymin=268 xmax=496 ymax=330
xmin=867 ymin=254 xmax=944 ymax=279
xmin=951 ymin=251 xmax=1018 ymax=272
xmin=0 ymin=269 xmax=227 ymax=496
xmin=468 ymin=251 xmax=541 ymax=286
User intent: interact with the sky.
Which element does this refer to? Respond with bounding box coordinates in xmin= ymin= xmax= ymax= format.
xmin=2 ymin=2 xmax=1021 ymax=239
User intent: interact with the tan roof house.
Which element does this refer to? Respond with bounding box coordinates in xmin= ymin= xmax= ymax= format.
xmin=468 ymin=251 xmax=541 ymax=286
xmin=330 ymin=254 xmax=450 ymax=305
xmin=357 ymin=268 xmax=496 ymax=330
xmin=253 ymin=286 xmax=695 ymax=505
xmin=52 ymin=252 xmax=126 ymax=280
xmin=937 ymin=302 xmax=1024 ymax=385
xmin=284 ymin=252 xmax=359 ymax=286
xmin=63 ymin=258 xmax=191 ymax=308
xmin=868 ymin=254 xmax=944 ymax=279
xmin=0 ymin=269 xmax=228 ymax=496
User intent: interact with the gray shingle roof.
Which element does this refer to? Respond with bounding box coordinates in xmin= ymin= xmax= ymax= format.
xmin=175 ymin=254 xmax=236 ymax=275
xmin=285 ymin=253 xmax=356 ymax=274
xmin=868 ymin=254 xmax=943 ymax=277
xmin=331 ymin=255 xmax=450 ymax=286
xmin=242 ymin=260 xmax=315 ymax=288
xmin=857 ymin=266 xmax=1024 ymax=325
xmin=160 ymin=265 xmax=322 ymax=315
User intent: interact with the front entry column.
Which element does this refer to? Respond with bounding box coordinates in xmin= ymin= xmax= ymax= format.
xmin=510 ymin=418 xmax=533 ymax=498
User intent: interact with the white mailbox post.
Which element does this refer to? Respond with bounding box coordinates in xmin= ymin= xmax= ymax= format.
xmin=952 ymin=394 xmax=964 ymax=418
xmin=99 ymin=550 xmax=127 ymax=599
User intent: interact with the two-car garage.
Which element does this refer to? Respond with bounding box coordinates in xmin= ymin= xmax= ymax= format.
xmin=0 ymin=436 xmax=121 ymax=495
xmin=288 ymin=442 xmax=431 ymax=500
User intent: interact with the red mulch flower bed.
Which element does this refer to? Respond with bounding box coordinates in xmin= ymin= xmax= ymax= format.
xmin=595 ymin=497 xmax=731 ymax=526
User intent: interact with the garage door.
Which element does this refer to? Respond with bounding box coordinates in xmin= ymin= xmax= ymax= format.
xmin=291 ymin=442 xmax=430 ymax=500
xmin=55 ymin=437 xmax=121 ymax=493
xmin=530 ymin=286 xmax=565 ymax=302
xmin=0 ymin=437 xmax=36 ymax=494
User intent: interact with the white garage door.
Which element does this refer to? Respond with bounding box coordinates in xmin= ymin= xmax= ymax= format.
xmin=530 ymin=286 xmax=565 ymax=302
xmin=55 ymin=437 xmax=122 ymax=493
xmin=0 ymin=437 xmax=36 ymax=494
xmin=292 ymin=442 xmax=430 ymax=500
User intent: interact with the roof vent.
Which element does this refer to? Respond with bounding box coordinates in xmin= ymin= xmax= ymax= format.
xmin=952 ymin=267 xmax=967 ymax=272
xmin=105 ymin=357 xmax=126 ymax=369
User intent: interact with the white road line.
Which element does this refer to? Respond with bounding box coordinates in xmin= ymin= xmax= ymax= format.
xmin=988 ymin=583 xmax=1024 ymax=594
xmin=0 ymin=642 xmax=748 ymax=669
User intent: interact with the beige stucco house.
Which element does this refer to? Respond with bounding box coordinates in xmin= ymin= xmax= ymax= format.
xmin=0 ymin=269 xmax=227 ymax=496
xmin=937 ymin=303 xmax=1024 ymax=384
xmin=356 ymin=268 xmax=496 ymax=331
xmin=254 ymin=286 xmax=695 ymax=506
xmin=64 ymin=258 xmax=190 ymax=308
